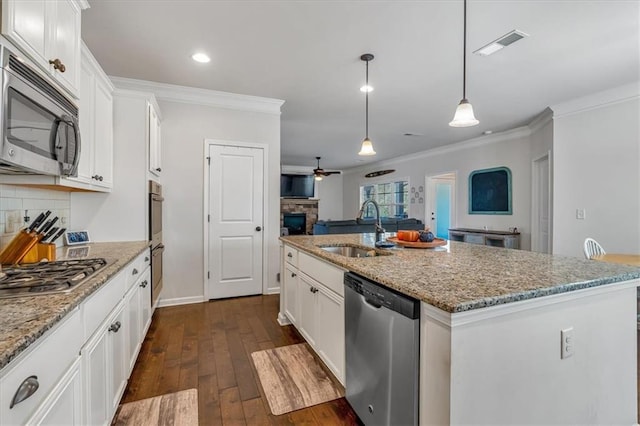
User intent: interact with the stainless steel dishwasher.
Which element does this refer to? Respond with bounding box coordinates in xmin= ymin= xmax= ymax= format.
xmin=344 ymin=272 xmax=420 ymax=426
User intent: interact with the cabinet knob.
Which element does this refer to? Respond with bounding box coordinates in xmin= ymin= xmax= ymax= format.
xmin=140 ymin=280 xmax=148 ymax=288
xmin=145 ymin=256 xmax=150 ymax=262
xmin=10 ymin=376 xmax=39 ymax=409
xmin=291 ymin=272 xmax=296 ymax=278
xmin=109 ymin=321 xmax=122 ymax=333
xmin=287 ymin=252 xmax=293 ymax=258
xmin=132 ymin=268 xmax=139 ymax=275
xmin=92 ymin=174 xmax=99 ymax=180
xmin=255 ymin=226 xmax=262 ymax=232
xmin=49 ymin=58 xmax=66 ymax=72
xmin=99 ymin=175 xmax=103 ymax=181
xmin=155 ymin=168 xmax=162 ymax=172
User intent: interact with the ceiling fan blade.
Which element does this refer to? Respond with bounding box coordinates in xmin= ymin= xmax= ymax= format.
xmin=325 ymin=171 xmax=341 ymax=175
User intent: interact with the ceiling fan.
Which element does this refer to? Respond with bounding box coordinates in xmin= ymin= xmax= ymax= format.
xmin=313 ymin=157 xmax=341 ymax=181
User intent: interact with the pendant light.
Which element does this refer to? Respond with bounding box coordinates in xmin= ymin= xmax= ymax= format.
xmin=358 ymin=53 xmax=376 ymax=156
xmin=449 ymin=0 xmax=479 ymax=127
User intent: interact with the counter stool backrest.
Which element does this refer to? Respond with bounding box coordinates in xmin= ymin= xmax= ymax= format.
xmin=583 ymin=238 xmax=606 ymax=259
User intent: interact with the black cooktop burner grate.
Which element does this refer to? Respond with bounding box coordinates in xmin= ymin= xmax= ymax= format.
xmin=0 ymin=258 xmax=107 ymax=298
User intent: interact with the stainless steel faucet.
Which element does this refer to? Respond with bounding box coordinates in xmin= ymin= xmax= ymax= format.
xmin=358 ymin=199 xmax=385 ymax=244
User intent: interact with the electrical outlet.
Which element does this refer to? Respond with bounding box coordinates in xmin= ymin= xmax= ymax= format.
xmin=561 ymin=327 xmax=574 ymax=359
xmin=576 ymin=209 xmax=586 ymax=220
xmin=4 ymin=210 xmax=21 ymax=233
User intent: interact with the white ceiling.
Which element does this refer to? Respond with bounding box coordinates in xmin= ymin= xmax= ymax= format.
xmin=81 ymin=1 xmax=639 ymax=170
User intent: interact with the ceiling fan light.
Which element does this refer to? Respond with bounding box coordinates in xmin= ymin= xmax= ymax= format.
xmin=358 ymin=138 xmax=376 ymax=156
xmin=449 ymin=99 xmax=479 ymax=127
xmin=314 ymin=175 xmax=323 ymax=181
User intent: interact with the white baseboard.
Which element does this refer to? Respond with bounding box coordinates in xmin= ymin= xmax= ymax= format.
xmin=265 ymin=286 xmax=281 ymax=295
xmin=157 ymin=295 xmax=206 ymax=308
xmin=277 ymin=312 xmax=291 ymax=326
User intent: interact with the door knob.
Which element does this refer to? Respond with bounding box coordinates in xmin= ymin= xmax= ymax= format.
xmin=255 ymin=226 xmax=262 ymax=231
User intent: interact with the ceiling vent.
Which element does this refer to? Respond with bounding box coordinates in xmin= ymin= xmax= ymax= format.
xmin=473 ymin=30 xmax=528 ymax=56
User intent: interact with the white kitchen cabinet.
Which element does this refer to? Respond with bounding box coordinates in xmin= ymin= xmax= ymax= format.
xmin=148 ymin=101 xmax=162 ymax=176
xmin=27 ymin=358 xmax=83 ymax=425
xmin=139 ymin=272 xmax=152 ymax=337
xmin=125 ymin=281 xmax=141 ymax=375
xmin=81 ymin=314 xmax=109 ymax=425
xmin=1 ymin=0 xmax=87 ymax=98
xmin=298 ymin=274 xmax=317 ymax=347
xmin=283 ymin=263 xmax=299 ymax=325
xmin=0 ymin=308 xmax=82 ymax=426
xmin=69 ymin=43 xmax=114 ymax=191
xmin=315 ymin=284 xmax=345 ymax=381
xmin=108 ymin=303 xmax=127 ymax=416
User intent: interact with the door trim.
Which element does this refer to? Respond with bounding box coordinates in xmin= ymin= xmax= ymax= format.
xmin=203 ymin=139 xmax=270 ymax=300
xmin=425 ymin=172 xmax=457 ymax=236
xmin=531 ymin=151 xmax=552 ymax=253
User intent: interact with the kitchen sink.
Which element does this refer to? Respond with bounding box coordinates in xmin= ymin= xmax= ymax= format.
xmin=319 ymin=245 xmax=392 ymax=258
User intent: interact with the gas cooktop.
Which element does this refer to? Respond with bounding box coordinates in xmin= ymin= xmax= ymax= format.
xmin=0 ymin=258 xmax=107 ymax=299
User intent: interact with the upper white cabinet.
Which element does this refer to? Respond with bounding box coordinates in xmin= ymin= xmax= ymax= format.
xmin=1 ymin=0 xmax=87 ymax=98
xmin=148 ymin=101 xmax=162 ymax=176
xmin=70 ymin=43 xmax=114 ymax=191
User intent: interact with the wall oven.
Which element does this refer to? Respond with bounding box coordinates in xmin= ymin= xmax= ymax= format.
xmin=0 ymin=45 xmax=80 ymax=176
xmin=149 ymin=181 xmax=164 ymax=307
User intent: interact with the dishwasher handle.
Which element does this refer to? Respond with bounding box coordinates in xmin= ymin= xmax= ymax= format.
xmin=363 ymin=296 xmax=382 ymax=309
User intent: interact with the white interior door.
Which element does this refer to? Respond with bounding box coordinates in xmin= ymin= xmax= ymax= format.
xmin=533 ymin=154 xmax=551 ymax=253
xmin=208 ymin=144 xmax=264 ymax=299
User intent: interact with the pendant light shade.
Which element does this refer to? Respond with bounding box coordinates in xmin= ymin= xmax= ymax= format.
xmin=358 ymin=54 xmax=376 ymax=156
xmin=449 ymin=0 xmax=479 ymax=127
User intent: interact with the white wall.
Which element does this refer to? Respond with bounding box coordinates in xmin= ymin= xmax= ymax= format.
xmin=159 ymin=100 xmax=281 ymax=302
xmin=552 ymin=90 xmax=640 ymax=257
xmin=342 ymin=128 xmax=533 ymax=249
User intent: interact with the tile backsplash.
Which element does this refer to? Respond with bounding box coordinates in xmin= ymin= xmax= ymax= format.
xmin=0 ymin=184 xmax=70 ymax=250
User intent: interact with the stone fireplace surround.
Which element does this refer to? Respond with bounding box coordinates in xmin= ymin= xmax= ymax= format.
xmin=280 ymin=198 xmax=318 ymax=235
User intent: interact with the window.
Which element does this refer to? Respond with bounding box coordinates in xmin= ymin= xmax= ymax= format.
xmin=359 ymin=180 xmax=409 ymax=219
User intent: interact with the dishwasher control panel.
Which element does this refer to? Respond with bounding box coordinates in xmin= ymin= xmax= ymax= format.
xmin=344 ymin=272 xmax=420 ymax=319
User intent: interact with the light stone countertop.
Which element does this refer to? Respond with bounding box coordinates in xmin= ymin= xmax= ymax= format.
xmin=281 ymin=234 xmax=640 ymax=313
xmin=0 ymin=241 xmax=150 ymax=371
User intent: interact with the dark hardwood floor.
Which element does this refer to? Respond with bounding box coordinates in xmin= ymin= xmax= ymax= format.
xmin=120 ymin=295 xmax=362 ymax=425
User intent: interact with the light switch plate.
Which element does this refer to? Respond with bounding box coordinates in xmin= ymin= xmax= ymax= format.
xmin=576 ymin=209 xmax=586 ymax=220
xmin=561 ymin=327 xmax=574 ymax=359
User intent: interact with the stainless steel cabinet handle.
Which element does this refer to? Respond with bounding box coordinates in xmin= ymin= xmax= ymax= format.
xmin=109 ymin=321 xmax=122 ymax=333
xmin=10 ymin=376 xmax=39 ymax=409
xmin=132 ymin=268 xmax=139 ymax=275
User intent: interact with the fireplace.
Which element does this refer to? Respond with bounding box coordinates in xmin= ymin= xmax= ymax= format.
xmin=283 ymin=212 xmax=307 ymax=235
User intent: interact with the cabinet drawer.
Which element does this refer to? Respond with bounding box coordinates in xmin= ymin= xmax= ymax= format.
xmin=126 ymin=250 xmax=150 ymax=290
xmin=298 ymin=252 xmax=345 ymax=297
xmin=83 ymin=269 xmax=126 ymax=340
xmin=464 ymin=234 xmax=485 ymax=245
xmin=0 ymin=308 xmax=82 ymax=426
xmin=284 ymin=245 xmax=298 ymax=267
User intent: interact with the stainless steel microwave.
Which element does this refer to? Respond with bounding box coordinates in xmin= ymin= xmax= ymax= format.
xmin=0 ymin=46 xmax=80 ymax=176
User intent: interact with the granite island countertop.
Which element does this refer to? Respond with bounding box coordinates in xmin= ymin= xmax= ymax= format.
xmin=0 ymin=241 xmax=150 ymax=371
xmin=281 ymin=234 xmax=640 ymax=313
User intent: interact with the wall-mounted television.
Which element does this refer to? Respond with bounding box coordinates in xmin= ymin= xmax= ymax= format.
xmin=281 ymin=174 xmax=314 ymax=198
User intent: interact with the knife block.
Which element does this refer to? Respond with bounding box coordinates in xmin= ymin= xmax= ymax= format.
xmin=20 ymin=243 xmax=57 ymax=264
xmin=0 ymin=232 xmax=39 ymax=265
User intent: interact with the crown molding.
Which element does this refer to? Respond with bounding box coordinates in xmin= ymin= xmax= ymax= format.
xmin=109 ymin=76 xmax=285 ymax=115
xmin=343 ymin=126 xmax=531 ymax=176
xmin=551 ymin=81 xmax=640 ymax=118
xmin=527 ymin=107 xmax=553 ymax=133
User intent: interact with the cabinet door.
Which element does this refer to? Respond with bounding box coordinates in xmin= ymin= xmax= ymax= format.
xmin=148 ymin=103 xmax=161 ymax=176
xmin=48 ymin=0 xmax=81 ymax=95
xmin=82 ymin=326 xmax=110 ymax=426
xmin=108 ymin=304 xmax=127 ymax=417
xmin=139 ymin=272 xmax=152 ymax=336
xmin=298 ymin=275 xmax=317 ymax=347
xmin=29 ymin=359 xmax=82 ymax=426
xmin=284 ymin=264 xmax=299 ymax=325
xmin=74 ymin=58 xmax=94 ymax=184
xmin=316 ymin=286 xmax=345 ymax=383
xmin=125 ymin=284 xmax=141 ymax=375
xmin=92 ymin=77 xmax=114 ymax=188
xmin=3 ymin=0 xmax=47 ymax=65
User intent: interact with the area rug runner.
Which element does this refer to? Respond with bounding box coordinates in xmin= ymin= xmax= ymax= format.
xmin=113 ymin=388 xmax=198 ymax=426
xmin=251 ymin=343 xmax=344 ymax=415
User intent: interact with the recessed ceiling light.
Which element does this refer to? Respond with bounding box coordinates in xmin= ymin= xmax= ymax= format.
xmin=473 ymin=30 xmax=528 ymax=56
xmin=192 ymin=52 xmax=211 ymax=63
xmin=360 ymin=85 xmax=374 ymax=93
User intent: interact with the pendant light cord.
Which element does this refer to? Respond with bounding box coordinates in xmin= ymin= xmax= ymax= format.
xmin=365 ymin=59 xmax=369 ymax=139
xmin=462 ymin=0 xmax=467 ymax=100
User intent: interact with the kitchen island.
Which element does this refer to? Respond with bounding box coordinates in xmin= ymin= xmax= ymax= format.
xmin=280 ymin=233 xmax=640 ymax=425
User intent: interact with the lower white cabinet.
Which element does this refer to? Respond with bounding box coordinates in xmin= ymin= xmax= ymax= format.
xmin=281 ymin=245 xmax=345 ymax=384
xmin=283 ymin=263 xmax=299 ymax=326
xmin=28 ymin=358 xmax=83 ymax=425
